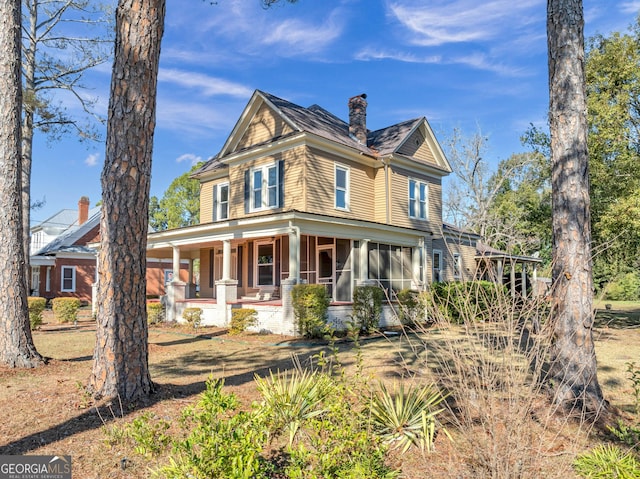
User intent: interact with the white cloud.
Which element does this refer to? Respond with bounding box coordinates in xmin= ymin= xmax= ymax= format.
xmin=355 ymin=47 xmax=442 ymax=64
xmin=262 ymin=14 xmax=343 ymax=55
xmin=620 ymin=1 xmax=640 ymax=14
xmin=356 ymin=47 xmax=528 ymax=77
xmin=155 ymin=97 xmax=240 ymax=138
xmin=84 ymin=153 xmax=100 ymax=167
xmin=387 ymin=0 xmax=542 ymax=46
xmin=158 ymin=69 xmax=252 ymax=98
xmin=176 ymin=153 xmax=203 ymax=166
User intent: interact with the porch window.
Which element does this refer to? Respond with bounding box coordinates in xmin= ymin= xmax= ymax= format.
xmin=252 ymin=163 xmax=278 ymax=211
xmin=256 ymin=242 xmax=274 ymax=286
xmin=368 ymin=242 xmax=413 ymax=293
xmin=335 ymin=164 xmax=349 ymax=210
xmin=408 ymin=179 xmax=428 ymax=220
xmin=61 ymin=266 xmax=76 ymax=292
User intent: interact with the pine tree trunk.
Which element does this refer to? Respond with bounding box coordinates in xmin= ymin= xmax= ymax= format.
xmin=0 ymin=0 xmax=44 ymax=368
xmin=547 ymin=0 xmax=605 ymax=414
xmin=21 ymin=0 xmax=37 ymax=293
xmin=89 ymin=0 xmax=165 ymax=402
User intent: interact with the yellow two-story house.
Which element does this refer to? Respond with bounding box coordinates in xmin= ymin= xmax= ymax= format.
xmin=146 ymin=90 xmax=485 ymax=334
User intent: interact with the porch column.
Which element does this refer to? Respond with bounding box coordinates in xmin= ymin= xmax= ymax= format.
xmin=357 ymin=239 xmax=375 ymax=286
xmin=412 ymin=241 xmax=423 ymax=289
xmin=510 ymin=262 xmax=516 ymax=299
xmin=521 ymin=263 xmax=527 ymax=299
xmin=497 ymin=259 xmax=504 ymax=285
xmin=222 ymin=239 xmax=232 ymax=280
xmin=166 ymin=246 xmax=187 ymax=322
xmin=532 ymin=263 xmax=538 ymax=296
xmin=216 ymin=239 xmax=238 ymax=325
xmin=288 ymin=226 xmax=299 ymax=282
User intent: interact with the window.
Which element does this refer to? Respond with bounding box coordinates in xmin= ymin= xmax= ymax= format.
xmin=335 ymin=165 xmax=349 ymax=210
xmin=256 ymin=242 xmax=274 ymax=286
xmin=252 ymin=163 xmax=278 ymax=211
xmin=408 ymin=179 xmax=428 ymax=220
xmin=368 ymin=242 xmax=413 ymax=293
xmin=61 ymin=266 xmax=76 ymax=292
xmin=217 ymin=183 xmax=229 ymax=220
xmin=433 ymin=250 xmax=442 ymax=282
xmin=453 ymin=253 xmax=462 ymax=279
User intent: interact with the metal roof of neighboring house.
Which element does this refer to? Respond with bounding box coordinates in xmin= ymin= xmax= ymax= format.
xmin=31 ymin=209 xmax=79 ymax=236
xmin=33 ymin=206 xmax=100 ymax=256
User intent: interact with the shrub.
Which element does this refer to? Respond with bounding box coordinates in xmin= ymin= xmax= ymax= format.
xmin=283 ymin=380 xmax=400 ymax=479
xmin=28 ymin=296 xmax=47 ymax=330
xmin=147 ymin=302 xmax=164 ymax=324
xmin=126 ymin=412 xmax=171 ymax=458
xmin=395 ymin=289 xmax=425 ymax=325
xmin=182 ymin=307 xmax=202 ymax=330
xmin=230 ymin=308 xmax=258 ymax=335
xmin=51 ymin=297 xmax=81 ymax=323
xmin=255 ymin=368 xmax=334 ymax=446
xmin=430 ymin=280 xmax=507 ymax=324
xmin=351 ymin=285 xmax=384 ymax=335
xmin=369 ymin=381 xmax=449 ymax=453
xmin=574 ymin=444 xmax=640 ymax=478
xmin=153 ymin=378 xmax=272 ymax=479
xmin=291 ymin=284 xmax=330 ymax=339
xmin=605 ymin=272 xmax=640 ymax=301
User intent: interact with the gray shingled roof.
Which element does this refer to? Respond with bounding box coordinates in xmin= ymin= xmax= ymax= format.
xmin=194 ymin=90 xmax=426 ymax=177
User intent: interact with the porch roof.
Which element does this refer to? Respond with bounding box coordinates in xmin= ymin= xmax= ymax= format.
xmin=146 ymin=210 xmax=434 ymax=258
xmin=475 ymin=241 xmax=542 ymax=264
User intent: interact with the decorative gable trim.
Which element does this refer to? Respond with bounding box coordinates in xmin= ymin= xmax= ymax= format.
xmin=218 ymin=91 xmax=301 ymax=159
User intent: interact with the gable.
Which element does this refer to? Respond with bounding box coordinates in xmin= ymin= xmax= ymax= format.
xmin=235 ymin=102 xmax=295 ymax=152
xmin=398 ymin=129 xmax=437 ymax=164
xmin=396 ymin=122 xmax=452 ymax=173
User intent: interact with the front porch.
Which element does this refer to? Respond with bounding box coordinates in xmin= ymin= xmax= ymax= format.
xmin=147 ymin=211 xmax=430 ymax=336
xmin=171 ymin=297 xmax=402 ymax=336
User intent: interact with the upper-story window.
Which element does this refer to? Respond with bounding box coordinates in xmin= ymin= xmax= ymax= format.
xmin=217 ymin=183 xmax=229 ymax=220
xmin=335 ymin=164 xmax=350 ymax=210
xmin=252 ymin=163 xmax=279 ymax=211
xmin=408 ymin=179 xmax=428 ymax=220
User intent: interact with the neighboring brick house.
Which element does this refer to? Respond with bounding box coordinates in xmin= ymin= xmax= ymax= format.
xmin=30 ymin=197 xmax=188 ymax=304
xmin=145 ymin=90 xmax=528 ymax=333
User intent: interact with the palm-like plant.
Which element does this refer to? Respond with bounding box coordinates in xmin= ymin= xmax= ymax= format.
xmin=369 ymin=382 xmax=449 ymax=453
xmin=255 ymin=368 xmax=334 ymax=445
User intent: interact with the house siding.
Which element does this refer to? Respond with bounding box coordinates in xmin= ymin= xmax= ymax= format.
xmin=236 ymin=102 xmax=295 ymax=151
xmin=200 ymin=181 xmax=214 ymax=224
xmin=398 ymin=129 xmax=438 ymax=166
xmin=305 ymin=147 xmax=376 ymax=221
xmin=388 ymin=166 xmax=441 ymax=233
xmin=373 ymin=167 xmax=387 ymax=223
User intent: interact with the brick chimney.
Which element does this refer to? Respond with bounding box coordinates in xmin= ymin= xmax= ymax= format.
xmin=348 ymin=93 xmax=368 ymax=145
xmin=78 ymin=196 xmax=90 ymax=225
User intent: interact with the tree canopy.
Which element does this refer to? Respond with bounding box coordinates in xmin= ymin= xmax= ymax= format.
xmin=149 ymin=161 xmax=204 ymax=231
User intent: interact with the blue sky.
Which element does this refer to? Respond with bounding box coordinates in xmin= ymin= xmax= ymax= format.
xmin=29 ymin=0 xmax=639 ymax=225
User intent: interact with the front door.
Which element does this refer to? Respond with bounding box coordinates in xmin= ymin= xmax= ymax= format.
xmin=317 ymin=245 xmax=334 ymax=300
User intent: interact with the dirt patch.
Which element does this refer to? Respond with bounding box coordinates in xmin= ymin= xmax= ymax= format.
xmin=0 ymin=308 xmax=639 ymax=478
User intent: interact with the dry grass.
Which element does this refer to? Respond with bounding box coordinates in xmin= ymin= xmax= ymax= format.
xmin=0 ymin=302 xmax=638 ymax=478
